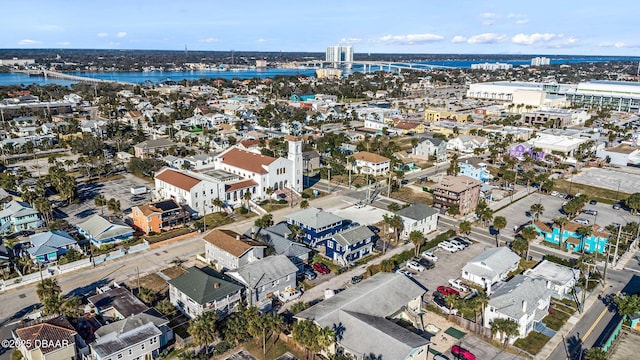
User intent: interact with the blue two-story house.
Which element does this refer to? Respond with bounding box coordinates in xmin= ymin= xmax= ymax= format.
xmin=286 ymin=208 xmax=346 ymax=248
xmin=325 ymin=225 xmax=376 ymax=265
xmin=457 ymin=159 xmax=493 ymax=183
xmin=530 ymin=220 xmax=608 ymax=254
xmin=0 ymin=200 xmax=44 ymax=234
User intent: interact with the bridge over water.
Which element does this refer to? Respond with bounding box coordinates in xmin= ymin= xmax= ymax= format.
xmin=300 ymin=60 xmax=455 ymax=72
xmin=14 ymin=69 xmax=134 ymax=85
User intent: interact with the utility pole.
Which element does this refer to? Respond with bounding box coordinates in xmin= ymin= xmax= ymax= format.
xmin=387 ymin=171 xmax=392 ymax=197
xmin=579 ymin=262 xmax=597 ymax=313
xmin=614 ymin=224 xmax=622 ymax=266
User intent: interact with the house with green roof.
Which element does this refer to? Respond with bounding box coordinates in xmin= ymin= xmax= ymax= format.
xmin=168 ymin=266 xmax=243 ymax=319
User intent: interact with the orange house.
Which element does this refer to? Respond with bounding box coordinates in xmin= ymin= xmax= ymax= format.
xmin=132 ymin=199 xmax=189 ymax=235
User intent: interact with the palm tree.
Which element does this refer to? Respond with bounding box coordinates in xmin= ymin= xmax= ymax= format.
xmin=265 ymin=187 xmax=275 ymax=204
xmin=530 ymin=203 xmax=545 ymax=221
xmin=521 ymin=226 xmax=538 ymax=259
xmin=480 ymin=208 xmax=494 ymax=228
xmin=576 ymin=226 xmax=593 ymax=254
xmin=94 ymin=194 xmax=106 ymax=216
xmin=409 ymin=230 xmax=424 ymax=256
xmin=243 ymin=191 xmax=252 ymax=211
xmin=490 ymin=318 xmax=520 ymax=347
xmin=473 ymin=292 xmax=490 ymax=331
xmin=212 ymin=197 xmax=224 ymax=213
xmin=445 ymin=294 xmax=458 ymax=320
xmin=493 ymin=216 xmax=507 ymax=246
xmin=137 ymin=287 xmax=156 ymax=306
xmin=554 ymin=216 xmax=569 ymax=250
xmin=36 ymin=278 xmax=61 ymax=303
xmin=388 ymin=214 xmax=404 ymax=244
xmin=584 ymin=348 xmax=607 ymax=360
xmin=60 ymin=296 xmax=83 ymax=317
xmin=459 ymin=220 xmax=472 ymax=235
xmin=188 ymin=311 xmax=218 ymax=356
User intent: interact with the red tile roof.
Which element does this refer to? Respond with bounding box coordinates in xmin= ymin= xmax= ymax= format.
xmin=203 ymin=229 xmax=265 ymax=257
xmin=353 ymin=151 xmax=390 ymax=164
xmin=218 ymin=148 xmax=277 ymax=174
xmin=225 ymin=180 xmax=258 ymax=192
xmin=15 ymin=316 xmax=76 ymax=354
xmin=239 ymin=139 xmax=260 ymax=148
xmin=155 ymin=168 xmax=202 ymax=190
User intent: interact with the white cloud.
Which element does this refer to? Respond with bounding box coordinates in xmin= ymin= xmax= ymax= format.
xmin=199 ymin=37 xmax=219 ymax=43
xmin=56 ymin=41 xmax=71 ymax=46
xmin=116 ymin=32 xmax=127 ymax=38
xmin=378 ymin=33 xmax=443 ymax=45
xmin=600 ymin=41 xmax=640 ymax=49
xmin=108 ymin=41 xmax=120 ymax=46
xmin=512 ymin=33 xmax=559 ymax=45
xmin=451 ymin=35 xmax=467 ymax=43
xmin=481 ymin=12 xmax=498 ymax=25
xmin=467 ymin=33 xmax=507 ymax=44
xmin=18 ymin=39 xmax=42 ymax=45
xmin=256 ymin=38 xmax=267 ymax=43
xmin=97 ymin=32 xmax=109 ymax=38
xmin=339 ymin=37 xmax=362 ymax=44
xmin=515 ymin=19 xmax=529 ymax=25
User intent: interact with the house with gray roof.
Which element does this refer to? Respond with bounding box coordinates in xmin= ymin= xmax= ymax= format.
xmin=523 ymin=260 xmax=580 ymax=298
xmin=90 ymin=321 xmax=161 ymax=360
xmin=286 ymin=207 xmax=346 ymax=247
xmin=461 ymin=247 xmax=520 ymax=293
xmin=168 ymin=266 xmax=243 ymax=319
xmin=27 ymin=230 xmax=79 ymax=264
xmin=76 ymin=214 xmax=133 ymax=248
xmin=88 ymin=286 xmax=150 ymax=320
xmin=296 ymin=272 xmax=428 ymax=360
xmin=396 ymin=204 xmax=439 ymax=239
xmin=484 ymin=275 xmax=553 ymax=341
xmin=0 ymin=200 xmax=44 ymax=234
xmin=412 ymin=137 xmax=447 ymax=162
xmin=227 ymin=255 xmax=298 ymax=311
xmin=248 ymin=223 xmax=311 ymax=264
xmin=325 ymin=225 xmax=375 ymax=265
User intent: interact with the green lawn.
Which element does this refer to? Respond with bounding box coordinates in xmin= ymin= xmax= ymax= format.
xmin=513 ymin=332 xmax=551 ymax=355
xmin=554 ymin=179 xmax=631 ymax=204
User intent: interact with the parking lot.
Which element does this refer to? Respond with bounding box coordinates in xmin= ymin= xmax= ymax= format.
xmin=54 ymin=173 xmax=153 ymax=222
xmin=494 ymin=192 xmax=640 ymax=239
xmin=572 ymin=167 xmax=640 ymax=194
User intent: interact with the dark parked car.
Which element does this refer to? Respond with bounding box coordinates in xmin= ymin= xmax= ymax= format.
xmin=613 ymin=203 xmax=622 ymax=210
xmin=351 ymin=275 xmax=363 ymax=284
xmin=417 ymin=257 xmax=435 ymax=269
xmin=312 ymin=262 xmax=330 ymax=275
xmin=589 ymin=199 xmax=597 ymax=205
xmin=451 ymin=345 xmax=476 ymax=360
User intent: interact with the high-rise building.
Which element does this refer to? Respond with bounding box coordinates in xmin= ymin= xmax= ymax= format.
xmin=326 ymin=45 xmax=353 ymax=65
xmin=531 ymin=57 xmax=551 ymax=66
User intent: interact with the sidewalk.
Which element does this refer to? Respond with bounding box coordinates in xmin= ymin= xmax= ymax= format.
xmin=280 ymin=242 xmax=414 ymax=312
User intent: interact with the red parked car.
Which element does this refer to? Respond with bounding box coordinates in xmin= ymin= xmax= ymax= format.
xmin=451 ymin=345 xmax=476 ymax=360
xmin=437 ymin=285 xmax=460 ymax=297
xmin=312 ymin=262 xmax=330 ymax=275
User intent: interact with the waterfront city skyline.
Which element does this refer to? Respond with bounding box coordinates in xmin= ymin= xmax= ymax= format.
xmin=2 ymin=0 xmax=638 ymax=56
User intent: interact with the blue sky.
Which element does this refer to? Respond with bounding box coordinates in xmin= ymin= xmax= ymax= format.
xmin=3 ymin=0 xmax=638 ymax=55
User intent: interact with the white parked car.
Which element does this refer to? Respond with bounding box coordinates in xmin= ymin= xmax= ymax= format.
xmin=406 ymin=260 xmax=425 ymax=272
xmin=438 ymin=242 xmax=458 ymax=253
xmin=421 ymin=251 xmax=438 ymax=261
xmin=550 ymin=191 xmax=559 ymax=197
xmin=396 ymin=269 xmax=413 ymax=278
xmin=448 ymin=239 xmax=467 ymax=250
xmin=448 ymin=279 xmax=470 ymax=293
xmin=277 ymin=287 xmax=302 ymax=303
xmin=574 ymin=218 xmax=590 ymax=225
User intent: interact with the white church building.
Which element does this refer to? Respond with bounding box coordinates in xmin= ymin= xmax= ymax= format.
xmin=154 ymin=137 xmax=303 ymax=215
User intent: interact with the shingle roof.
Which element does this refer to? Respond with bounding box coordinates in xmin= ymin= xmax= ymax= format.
xmin=136 ymin=199 xmax=182 ymax=216
xmin=76 ymin=215 xmax=133 ymax=241
xmin=396 ymin=204 xmax=439 ymax=221
xmin=0 ymin=200 xmax=39 ymax=219
xmin=333 ymin=225 xmax=375 ymax=247
xmin=27 ymin=230 xmax=76 ymax=257
xmin=134 ymin=137 xmax=174 ymax=149
xmin=94 ymin=312 xmax=168 ymax=338
xmin=524 ymin=260 xmax=579 ymax=286
xmin=155 ymin=168 xmax=202 ymax=191
xmin=461 ymin=247 xmax=520 ymax=280
xmin=15 ymin=316 xmax=76 ymax=354
xmin=249 ymin=227 xmax=311 ymax=259
xmin=167 ymin=266 xmax=243 ymax=305
xmin=91 ymin=321 xmax=161 ymax=358
xmin=287 ymin=208 xmax=344 ymax=230
xmin=297 ymin=272 xmax=425 ymax=326
xmin=230 ymin=255 xmax=298 ymax=288
xmin=489 ymin=275 xmax=553 ymax=320
xmin=217 ymin=147 xmax=277 ymax=174
xmin=88 ymin=287 xmax=149 ymax=318
xmin=337 ymin=310 xmax=428 ymax=358
xmin=203 ymin=229 xmax=265 ymax=257
xmin=353 ymin=151 xmax=390 ymax=164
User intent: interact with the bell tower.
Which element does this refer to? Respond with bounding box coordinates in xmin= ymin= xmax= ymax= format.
xmin=287 ymin=136 xmax=303 ymax=192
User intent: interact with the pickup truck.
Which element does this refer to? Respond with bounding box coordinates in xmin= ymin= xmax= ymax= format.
xmin=448 ymin=279 xmax=470 ymax=293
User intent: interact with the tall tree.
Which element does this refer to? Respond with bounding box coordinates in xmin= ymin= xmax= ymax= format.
xmin=493 ymin=216 xmax=507 ymax=246
xmin=554 ymin=217 xmax=569 ymax=250
xmin=521 ymin=226 xmax=538 ymax=259
xmin=188 ymin=311 xmax=218 ymax=356
xmin=614 ymin=293 xmax=640 ymax=317
xmin=576 ymin=226 xmax=593 ymax=254
xmin=529 ymin=203 xmax=545 ymax=221
xmin=627 ymin=192 xmax=640 ymax=215
xmin=459 ymin=220 xmax=472 ymax=235
xmin=584 ymin=348 xmax=607 ymax=360
xmin=409 ymin=230 xmax=424 ymax=256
